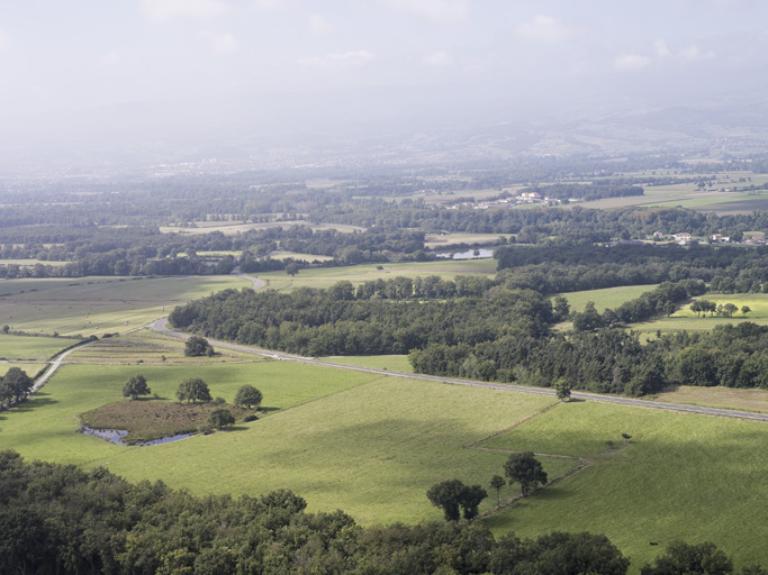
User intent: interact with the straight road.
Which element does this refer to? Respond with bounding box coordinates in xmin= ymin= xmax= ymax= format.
xmin=149 ymin=318 xmax=768 ymax=423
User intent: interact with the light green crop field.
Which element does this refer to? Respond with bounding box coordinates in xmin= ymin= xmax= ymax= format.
xmin=320 ymin=354 xmax=413 ymax=372
xmin=269 ymin=250 xmax=334 ymax=262
xmin=160 ymin=221 xmax=364 ymax=235
xmin=258 ymin=259 xmax=497 ymax=291
xmin=632 ymin=292 xmax=768 ymax=335
xmin=0 ymin=333 xmax=78 ymax=360
xmin=0 ymin=258 xmax=71 ymax=267
xmin=425 ymin=232 xmax=511 ymax=249
xmin=655 ymin=385 xmax=768 ymax=414
xmin=0 ymin=275 xmax=249 ymax=336
xmin=557 ymin=284 xmax=659 ymax=313
xmin=483 ymin=400 xmax=768 ymax=570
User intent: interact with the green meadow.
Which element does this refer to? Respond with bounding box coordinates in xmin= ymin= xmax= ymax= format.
xmin=0 ymin=275 xmax=248 ymax=336
xmin=558 ymin=284 xmax=659 ymax=313
xmin=0 ymin=333 xmax=78 ymax=360
xmin=633 ymin=292 xmax=768 ymax=335
xmin=258 ymin=258 xmax=497 ymax=291
xmin=2 ymin=352 xmax=768 ymax=569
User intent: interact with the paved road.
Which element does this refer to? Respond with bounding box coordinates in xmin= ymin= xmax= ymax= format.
xmin=32 ymin=340 xmax=95 ymax=393
xmin=150 ymin=318 xmax=768 ymax=423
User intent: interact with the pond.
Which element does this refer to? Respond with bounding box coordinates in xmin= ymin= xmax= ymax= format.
xmin=81 ymin=426 xmax=193 ymax=447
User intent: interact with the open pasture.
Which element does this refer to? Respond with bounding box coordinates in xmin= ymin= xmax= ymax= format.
xmin=557 ymin=284 xmax=658 ymax=313
xmin=633 ymin=292 xmax=768 ymax=335
xmin=483 ymin=400 xmax=768 ymax=569
xmin=258 ymin=258 xmax=497 ymax=291
xmin=0 ymin=333 xmax=78 ymax=360
xmin=425 ymin=232 xmax=512 ymax=249
xmin=3 ymin=351 xmax=768 ymax=569
xmin=160 ymin=221 xmax=363 ymax=235
xmin=320 ymin=354 xmax=413 ymax=372
xmin=0 ymin=275 xmax=249 ymax=336
xmin=0 ymin=258 xmax=70 ymax=267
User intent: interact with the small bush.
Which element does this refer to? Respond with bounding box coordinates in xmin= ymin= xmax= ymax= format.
xmin=243 ymin=414 xmax=258 ymax=423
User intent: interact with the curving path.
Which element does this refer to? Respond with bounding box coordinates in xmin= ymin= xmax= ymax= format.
xmin=150 ymin=318 xmax=768 ymax=423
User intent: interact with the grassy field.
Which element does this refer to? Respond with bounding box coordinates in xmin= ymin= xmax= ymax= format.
xmin=425 ymin=232 xmax=511 ymax=249
xmin=483 ymin=400 xmax=768 ymax=569
xmin=0 ymin=333 xmax=78 ymax=360
xmin=655 ymin=385 xmax=768 ymax=414
xmin=68 ymin=329 xmax=254 ymax=366
xmin=258 ymin=259 xmax=497 ymax=291
xmin=321 ymin=354 xmax=413 ymax=372
xmin=558 ymin=284 xmax=658 ymax=313
xmin=0 ymin=275 xmax=249 ymax=336
xmin=160 ymin=221 xmax=363 ymax=235
xmin=633 ymin=292 xmax=768 ymax=335
xmin=0 ymin=258 xmax=70 ymax=267
xmin=269 ymin=250 xmax=334 ymax=262
xmin=5 ymin=357 xmax=768 ymax=569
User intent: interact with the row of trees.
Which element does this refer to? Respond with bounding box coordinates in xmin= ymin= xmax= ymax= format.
xmin=690 ymin=300 xmax=751 ymax=318
xmin=4 ymin=450 xmax=764 ymax=574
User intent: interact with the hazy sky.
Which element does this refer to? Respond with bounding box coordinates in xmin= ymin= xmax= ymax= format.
xmin=1 ymin=0 xmax=767 ymax=171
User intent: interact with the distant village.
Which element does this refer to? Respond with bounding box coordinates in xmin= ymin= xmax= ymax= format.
xmin=645 ymin=231 xmax=767 ymax=246
xmin=446 ymin=190 xmax=568 ymax=210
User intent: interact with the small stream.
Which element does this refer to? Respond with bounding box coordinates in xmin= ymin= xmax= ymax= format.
xmin=81 ymin=426 xmax=193 ymax=447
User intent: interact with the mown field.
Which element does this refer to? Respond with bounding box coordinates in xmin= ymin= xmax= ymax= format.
xmin=0 ymin=333 xmax=78 ymax=360
xmin=633 ymin=292 xmax=768 ymax=335
xmin=558 ymin=284 xmax=659 ymax=313
xmin=425 ymin=232 xmax=512 ymax=249
xmin=0 ymin=275 xmax=249 ymax=336
xmin=320 ymin=354 xmax=413 ymax=372
xmin=160 ymin=221 xmax=363 ymax=235
xmin=258 ymin=259 xmax=497 ymax=291
xmin=484 ymin=400 xmax=768 ymax=569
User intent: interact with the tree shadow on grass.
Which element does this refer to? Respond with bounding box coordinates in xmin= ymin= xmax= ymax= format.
xmin=12 ymin=393 xmax=59 ymax=413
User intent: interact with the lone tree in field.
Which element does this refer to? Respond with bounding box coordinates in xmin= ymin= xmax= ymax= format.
xmin=122 ymin=375 xmax=151 ymax=400
xmin=285 ymin=262 xmax=300 ymax=277
xmin=504 ymin=452 xmax=548 ymax=497
xmin=426 ymin=480 xmax=487 ymax=521
xmin=554 ymin=377 xmax=572 ymax=402
xmin=621 ymin=432 xmax=632 ymax=445
xmin=489 ymin=475 xmax=505 ymax=507
xmin=176 ymin=378 xmax=212 ymax=404
xmin=185 ymin=335 xmax=214 ymax=357
xmin=742 ymin=305 xmax=752 ymax=316
xmin=0 ymin=367 xmax=33 ymax=406
xmin=208 ymin=408 xmax=235 ymax=430
xmin=234 ymin=385 xmax=263 ymax=409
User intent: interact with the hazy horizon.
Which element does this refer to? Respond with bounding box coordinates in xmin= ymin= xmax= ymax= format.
xmin=2 ymin=0 xmax=768 ymax=174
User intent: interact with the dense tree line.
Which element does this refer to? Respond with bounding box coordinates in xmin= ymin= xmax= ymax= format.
xmin=169 ymin=284 xmax=554 ymax=356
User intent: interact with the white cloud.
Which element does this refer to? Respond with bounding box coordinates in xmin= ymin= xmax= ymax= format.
xmin=679 ymin=44 xmax=715 ymax=62
xmin=99 ymin=51 xmax=121 ymax=67
xmin=0 ymin=30 xmax=8 ymax=52
xmin=298 ymin=50 xmax=374 ymax=69
xmin=614 ymin=53 xmax=651 ymax=71
xmin=140 ymin=0 xmax=228 ymax=21
xmin=384 ymin=0 xmax=468 ymax=23
xmin=423 ymin=50 xmax=452 ymax=67
xmin=309 ymin=14 xmax=333 ymax=35
xmin=514 ymin=15 xmax=571 ymax=43
xmin=202 ymin=31 xmax=238 ymax=54
xmin=654 ymin=39 xmax=671 ymax=57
